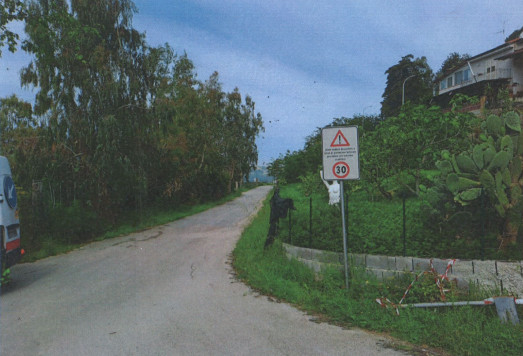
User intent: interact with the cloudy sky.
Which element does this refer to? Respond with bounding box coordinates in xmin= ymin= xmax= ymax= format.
xmin=1 ymin=1 xmax=522 ymax=165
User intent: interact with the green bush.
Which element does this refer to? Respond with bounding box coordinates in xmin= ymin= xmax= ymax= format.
xmin=276 ymin=184 xmax=425 ymax=256
xmin=298 ymin=171 xmax=323 ymax=197
xmin=234 ymin=192 xmax=523 ymax=356
xmin=273 ymin=183 xmax=521 ymax=260
xmin=46 ymin=201 xmax=104 ymax=243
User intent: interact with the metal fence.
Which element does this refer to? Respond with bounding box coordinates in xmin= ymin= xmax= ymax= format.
xmin=279 ymin=191 xmax=518 ymax=261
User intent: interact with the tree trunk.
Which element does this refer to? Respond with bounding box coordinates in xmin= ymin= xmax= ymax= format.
xmin=227 ymin=163 xmax=235 ymax=194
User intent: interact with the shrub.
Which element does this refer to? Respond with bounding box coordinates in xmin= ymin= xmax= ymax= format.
xmin=46 ymin=201 xmax=104 ymax=243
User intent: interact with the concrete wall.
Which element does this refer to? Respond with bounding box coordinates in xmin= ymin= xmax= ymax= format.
xmin=283 ymin=243 xmax=523 ymax=296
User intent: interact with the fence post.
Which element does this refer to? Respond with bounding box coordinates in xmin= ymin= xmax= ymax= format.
xmin=288 ymin=208 xmax=292 ymax=244
xmin=481 ymin=188 xmax=485 ymax=261
xmin=403 ymin=195 xmax=406 ymax=257
xmin=309 ymin=197 xmax=312 ymax=247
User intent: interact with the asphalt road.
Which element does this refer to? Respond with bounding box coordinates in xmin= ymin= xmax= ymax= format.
xmin=1 ymin=186 xmax=405 ymax=355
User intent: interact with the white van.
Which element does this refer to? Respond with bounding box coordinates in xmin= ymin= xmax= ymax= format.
xmin=0 ymin=156 xmax=22 ymax=272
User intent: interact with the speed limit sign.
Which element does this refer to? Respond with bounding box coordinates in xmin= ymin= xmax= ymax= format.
xmin=322 ymin=126 xmax=359 ymax=180
xmin=332 ymin=161 xmax=350 ymax=179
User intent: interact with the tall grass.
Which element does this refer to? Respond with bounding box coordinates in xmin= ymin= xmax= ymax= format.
xmin=276 ymin=183 xmax=425 ymax=256
xmin=276 ymin=183 xmax=512 ymax=260
xmin=233 ymin=190 xmax=523 ymax=356
xmin=21 ymin=184 xmax=259 ymax=262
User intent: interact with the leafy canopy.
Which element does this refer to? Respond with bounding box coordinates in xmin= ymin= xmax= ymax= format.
xmin=380 ymin=54 xmax=434 ymax=118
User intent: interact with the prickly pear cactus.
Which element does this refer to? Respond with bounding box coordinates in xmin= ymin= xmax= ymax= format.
xmin=438 ymin=111 xmax=523 ymax=247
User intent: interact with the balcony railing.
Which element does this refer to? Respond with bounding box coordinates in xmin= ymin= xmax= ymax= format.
xmin=477 ymin=68 xmax=512 ymax=81
xmin=439 ymin=68 xmax=513 ymax=94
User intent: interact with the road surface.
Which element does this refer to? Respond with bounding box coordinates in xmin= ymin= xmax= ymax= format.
xmin=1 ymin=186 xmax=405 ymax=355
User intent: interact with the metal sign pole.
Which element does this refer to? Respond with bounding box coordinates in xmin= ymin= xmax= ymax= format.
xmin=340 ymin=180 xmax=349 ymax=290
xmin=321 ymin=126 xmax=359 ymax=291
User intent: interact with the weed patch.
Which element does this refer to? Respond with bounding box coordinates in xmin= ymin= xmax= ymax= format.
xmin=273 ymin=183 xmax=521 ymax=260
xmin=233 ymin=191 xmax=523 ymax=356
xmin=21 ymin=185 xmax=257 ymax=262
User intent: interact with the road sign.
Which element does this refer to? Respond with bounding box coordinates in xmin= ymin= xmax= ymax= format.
xmin=330 ymin=130 xmax=350 ymax=147
xmin=332 ymin=161 xmax=350 ymax=179
xmin=322 ymin=126 xmax=359 ymax=180
xmin=321 ymin=126 xmax=360 ymax=289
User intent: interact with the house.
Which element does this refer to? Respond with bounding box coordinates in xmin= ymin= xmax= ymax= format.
xmin=434 ymin=34 xmax=523 ymax=111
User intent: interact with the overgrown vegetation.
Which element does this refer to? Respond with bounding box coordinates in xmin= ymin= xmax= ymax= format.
xmin=233 ymin=196 xmax=523 ymax=356
xmin=0 ymin=0 xmax=263 ymax=255
xmin=21 ymin=183 xmax=260 ymax=262
xmin=275 ymin=183 xmax=511 ymax=260
xmin=270 ymin=98 xmax=523 ymax=260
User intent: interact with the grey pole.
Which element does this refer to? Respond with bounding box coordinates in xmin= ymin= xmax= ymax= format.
xmin=340 ymin=180 xmax=349 ymax=290
xmin=402 ymin=75 xmax=415 ymax=105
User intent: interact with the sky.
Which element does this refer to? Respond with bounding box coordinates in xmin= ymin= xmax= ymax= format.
xmin=1 ymin=1 xmax=523 ymax=166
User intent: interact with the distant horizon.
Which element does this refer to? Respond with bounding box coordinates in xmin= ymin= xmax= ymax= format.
xmin=248 ymin=166 xmax=274 ymax=183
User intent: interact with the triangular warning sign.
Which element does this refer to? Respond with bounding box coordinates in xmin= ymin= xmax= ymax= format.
xmin=330 ymin=130 xmax=350 ymax=147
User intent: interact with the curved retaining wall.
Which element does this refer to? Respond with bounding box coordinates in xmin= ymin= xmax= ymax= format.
xmin=282 ymin=243 xmax=523 ymax=296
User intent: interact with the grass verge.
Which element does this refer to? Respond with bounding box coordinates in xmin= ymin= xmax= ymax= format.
xmin=232 ymin=191 xmax=523 ymax=356
xmin=21 ymin=184 xmax=259 ymax=263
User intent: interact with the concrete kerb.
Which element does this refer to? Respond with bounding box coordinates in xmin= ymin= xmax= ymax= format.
xmin=282 ymin=243 xmax=523 ymax=296
xmin=395 ymin=256 xmax=412 ymax=272
xmin=349 ymin=253 xmax=366 ymax=267
xmin=310 ymin=248 xmax=342 ymax=264
xmin=366 ymin=254 xmax=394 ymax=270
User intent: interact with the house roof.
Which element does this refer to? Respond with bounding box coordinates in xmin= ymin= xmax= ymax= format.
xmin=435 ymin=41 xmax=516 ymax=82
xmin=495 ymin=48 xmax=523 ymax=60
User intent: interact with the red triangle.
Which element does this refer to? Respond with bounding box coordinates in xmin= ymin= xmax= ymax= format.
xmin=330 ymin=130 xmax=350 ymax=147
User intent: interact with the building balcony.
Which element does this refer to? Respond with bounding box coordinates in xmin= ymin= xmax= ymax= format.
xmin=476 ymin=68 xmax=512 ymax=81
xmin=438 ymin=68 xmax=512 ymax=95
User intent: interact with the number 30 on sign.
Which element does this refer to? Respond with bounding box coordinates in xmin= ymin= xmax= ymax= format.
xmin=333 ymin=162 xmax=350 ymax=179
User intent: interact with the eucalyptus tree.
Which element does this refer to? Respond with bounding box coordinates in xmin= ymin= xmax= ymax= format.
xmin=153 ymin=55 xmax=223 ymax=202
xmin=0 ymin=95 xmax=41 ymax=186
xmin=222 ymin=88 xmax=263 ymax=193
xmin=0 ymin=0 xmax=26 ymax=56
xmin=0 ymin=94 xmax=35 ymax=153
xmin=21 ymin=0 xmax=161 ymax=216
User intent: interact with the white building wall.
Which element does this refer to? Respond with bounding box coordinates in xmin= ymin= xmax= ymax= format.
xmin=511 ymin=56 xmax=523 ymax=97
xmin=438 ymin=46 xmax=515 ymax=95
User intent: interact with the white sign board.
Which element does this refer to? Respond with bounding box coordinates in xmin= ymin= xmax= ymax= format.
xmin=322 ymin=126 xmax=360 ymax=180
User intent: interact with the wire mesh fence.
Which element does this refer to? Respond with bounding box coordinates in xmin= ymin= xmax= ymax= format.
xmin=274 ymin=189 xmax=523 ymax=261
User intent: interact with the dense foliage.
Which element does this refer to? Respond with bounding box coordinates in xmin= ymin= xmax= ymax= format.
xmin=277 ymin=183 xmax=511 ymax=260
xmin=435 ymin=52 xmax=471 ymax=79
xmin=428 ymin=111 xmax=523 ymax=251
xmin=506 ymin=25 xmax=523 ymax=42
xmin=270 ymin=97 xmax=523 ymax=259
xmin=0 ymin=0 xmax=263 ymax=250
xmin=234 ymin=193 xmax=523 ymax=356
xmin=380 ymin=54 xmax=434 ymax=118
xmin=0 ymin=0 xmax=26 ymax=56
